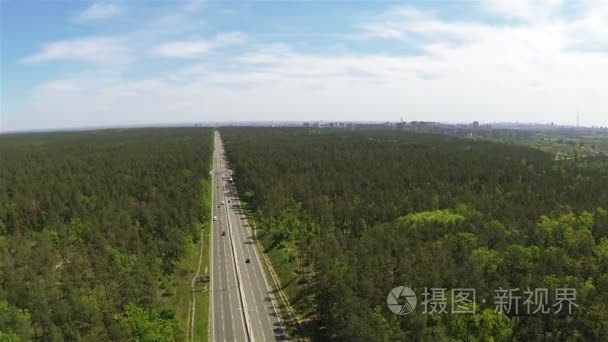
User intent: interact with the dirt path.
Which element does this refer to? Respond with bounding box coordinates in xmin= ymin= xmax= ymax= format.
xmin=187 ymin=229 xmax=205 ymax=341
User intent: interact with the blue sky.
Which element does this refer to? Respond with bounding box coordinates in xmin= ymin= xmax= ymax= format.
xmin=1 ymin=0 xmax=607 ymax=131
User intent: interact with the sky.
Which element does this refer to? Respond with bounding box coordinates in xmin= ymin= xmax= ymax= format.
xmin=1 ymin=0 xmax=607 ymax=132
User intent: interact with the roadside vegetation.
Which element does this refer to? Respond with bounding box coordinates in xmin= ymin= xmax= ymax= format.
xmin=161 ymin=178 xmax=212 ymax=342
xmin=0 ymin=128 xmax=213 ymax=341
xmin=221 ymin=127 xmax=608 ymax=341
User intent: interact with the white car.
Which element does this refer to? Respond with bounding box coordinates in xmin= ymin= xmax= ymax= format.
xmin=221 ymin=200 xmax=225 ymax=205
xmin=213 ymin=216 xmax=218 ymax=221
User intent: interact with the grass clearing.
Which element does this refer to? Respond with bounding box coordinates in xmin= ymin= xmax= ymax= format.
xmin=160 ymin=176 xmax=212 ymax=341
xmin=193 ymin=226 xmax=210 ymax=340
xmin=159 ymin=223 xmax=209 ymax=341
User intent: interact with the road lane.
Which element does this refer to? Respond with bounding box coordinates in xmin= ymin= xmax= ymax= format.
xmin=210 ymin=131 xmax=287 ymax=341
xmin=210 ymin=132 xmax=247 ymax=342
xmin=221 ymin=149 xmax=287 ymax=340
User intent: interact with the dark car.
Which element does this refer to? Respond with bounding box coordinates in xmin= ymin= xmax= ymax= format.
xmin=221 ymin=231 xmax=226 ymax=236
xmin=245 ymin=258 xmax=251 ymax=263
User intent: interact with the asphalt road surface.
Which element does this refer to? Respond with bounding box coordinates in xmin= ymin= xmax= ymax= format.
xmin=210 ymin=131 xmax=286 ymax=342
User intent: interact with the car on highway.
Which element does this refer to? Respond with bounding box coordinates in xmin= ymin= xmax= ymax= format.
xmin=221 ymin=200 xmax=225 ymax=205
xmin=213 ymin=216 xmax=218 ymax=221
xmin=221 ymin=231 xmax=226 ymax=236
xmin=245 ymin=258 xmax=251 ymax=263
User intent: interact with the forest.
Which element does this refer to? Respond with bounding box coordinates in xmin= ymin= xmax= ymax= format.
xmin=0 ymin=128 xmax=213 ymax=341
xmin=221 ymin=128 xmax=608 ymax=341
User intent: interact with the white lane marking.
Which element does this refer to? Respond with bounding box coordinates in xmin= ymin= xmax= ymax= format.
xmin=236 ymin=209 xmax=276 ymax=340
xmin=220 ymin=206 xmax=238 ymax=340
xmin=230 ymin=187 xmax=287 ymax=340
xmin=217 ymin=152 xmax=232 ymax=341
xmin=219 ymin=144 xmax=252 ymax=342
xmin=209 ymin=145 xmax=214 ymax=341
xmin=249 ymin=221 xmax=287 ymax=338
xmin=218 ymin=220 xmax=227 ymax=340
xmin=210 ymin=139 xmax=219 ymax=342
xmin=240 ymin=230 xmax=267 ymax=342
xmin=228 ymin=191 xmax=272 ymax=341
xmin=222 ymin=171 xmax=247 ymax=337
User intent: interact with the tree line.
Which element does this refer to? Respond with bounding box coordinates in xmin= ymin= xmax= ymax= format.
xmin=221 ymin=127 xmax=608 ymax=341
xmin=0 ymin=128 xmax=213 ymax=341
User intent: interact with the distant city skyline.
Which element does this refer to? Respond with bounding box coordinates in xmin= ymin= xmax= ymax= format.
xmin=2 ymin=0 xmax=607 ymax=131
xmin=3 ymin=119 xmax=607 ymax=135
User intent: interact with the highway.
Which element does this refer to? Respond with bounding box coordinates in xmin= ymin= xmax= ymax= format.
xmin=210 ymin=131 xmax=286 ymax=342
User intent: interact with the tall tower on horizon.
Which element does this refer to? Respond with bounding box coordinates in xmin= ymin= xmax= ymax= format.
xmin=577 ymin=112 xmax=580 ymax=127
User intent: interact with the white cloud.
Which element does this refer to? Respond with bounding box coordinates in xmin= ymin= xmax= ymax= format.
xmin=483 ymin=0 xmax=563 ymax=21
xmin=184 ymin=0 xmax=206 ymax=12
xmin=20 ymin=37 xmax=129 ymax=64
xmin=8 ymin=2 xmax=608 ymax=131
xmin=566 ymin=0 xmax=608 ymax=51
xmin=363 ymin=2 xmax=608 ymax=50
xmin=152 ymin=32 xmax=246 ymax=58
xmin=213 ymin=32 xmax=247 ymax=47
xmin=74 ymin=2 xmax=123 ymax=22
xmin=14 ymin=34 xmax=606 ymax=131
xmin=167 ymin=63 xmax=207 ymax=81
xmin=353 ymin=3 xmax=607 ymax=125
xmin=361 ymin=8 xmax=491 ymax=45
xmin=236 ymin=44 xmax=293 ymax=65
xmin=152 ymin=40 xmax=211 ymax=58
